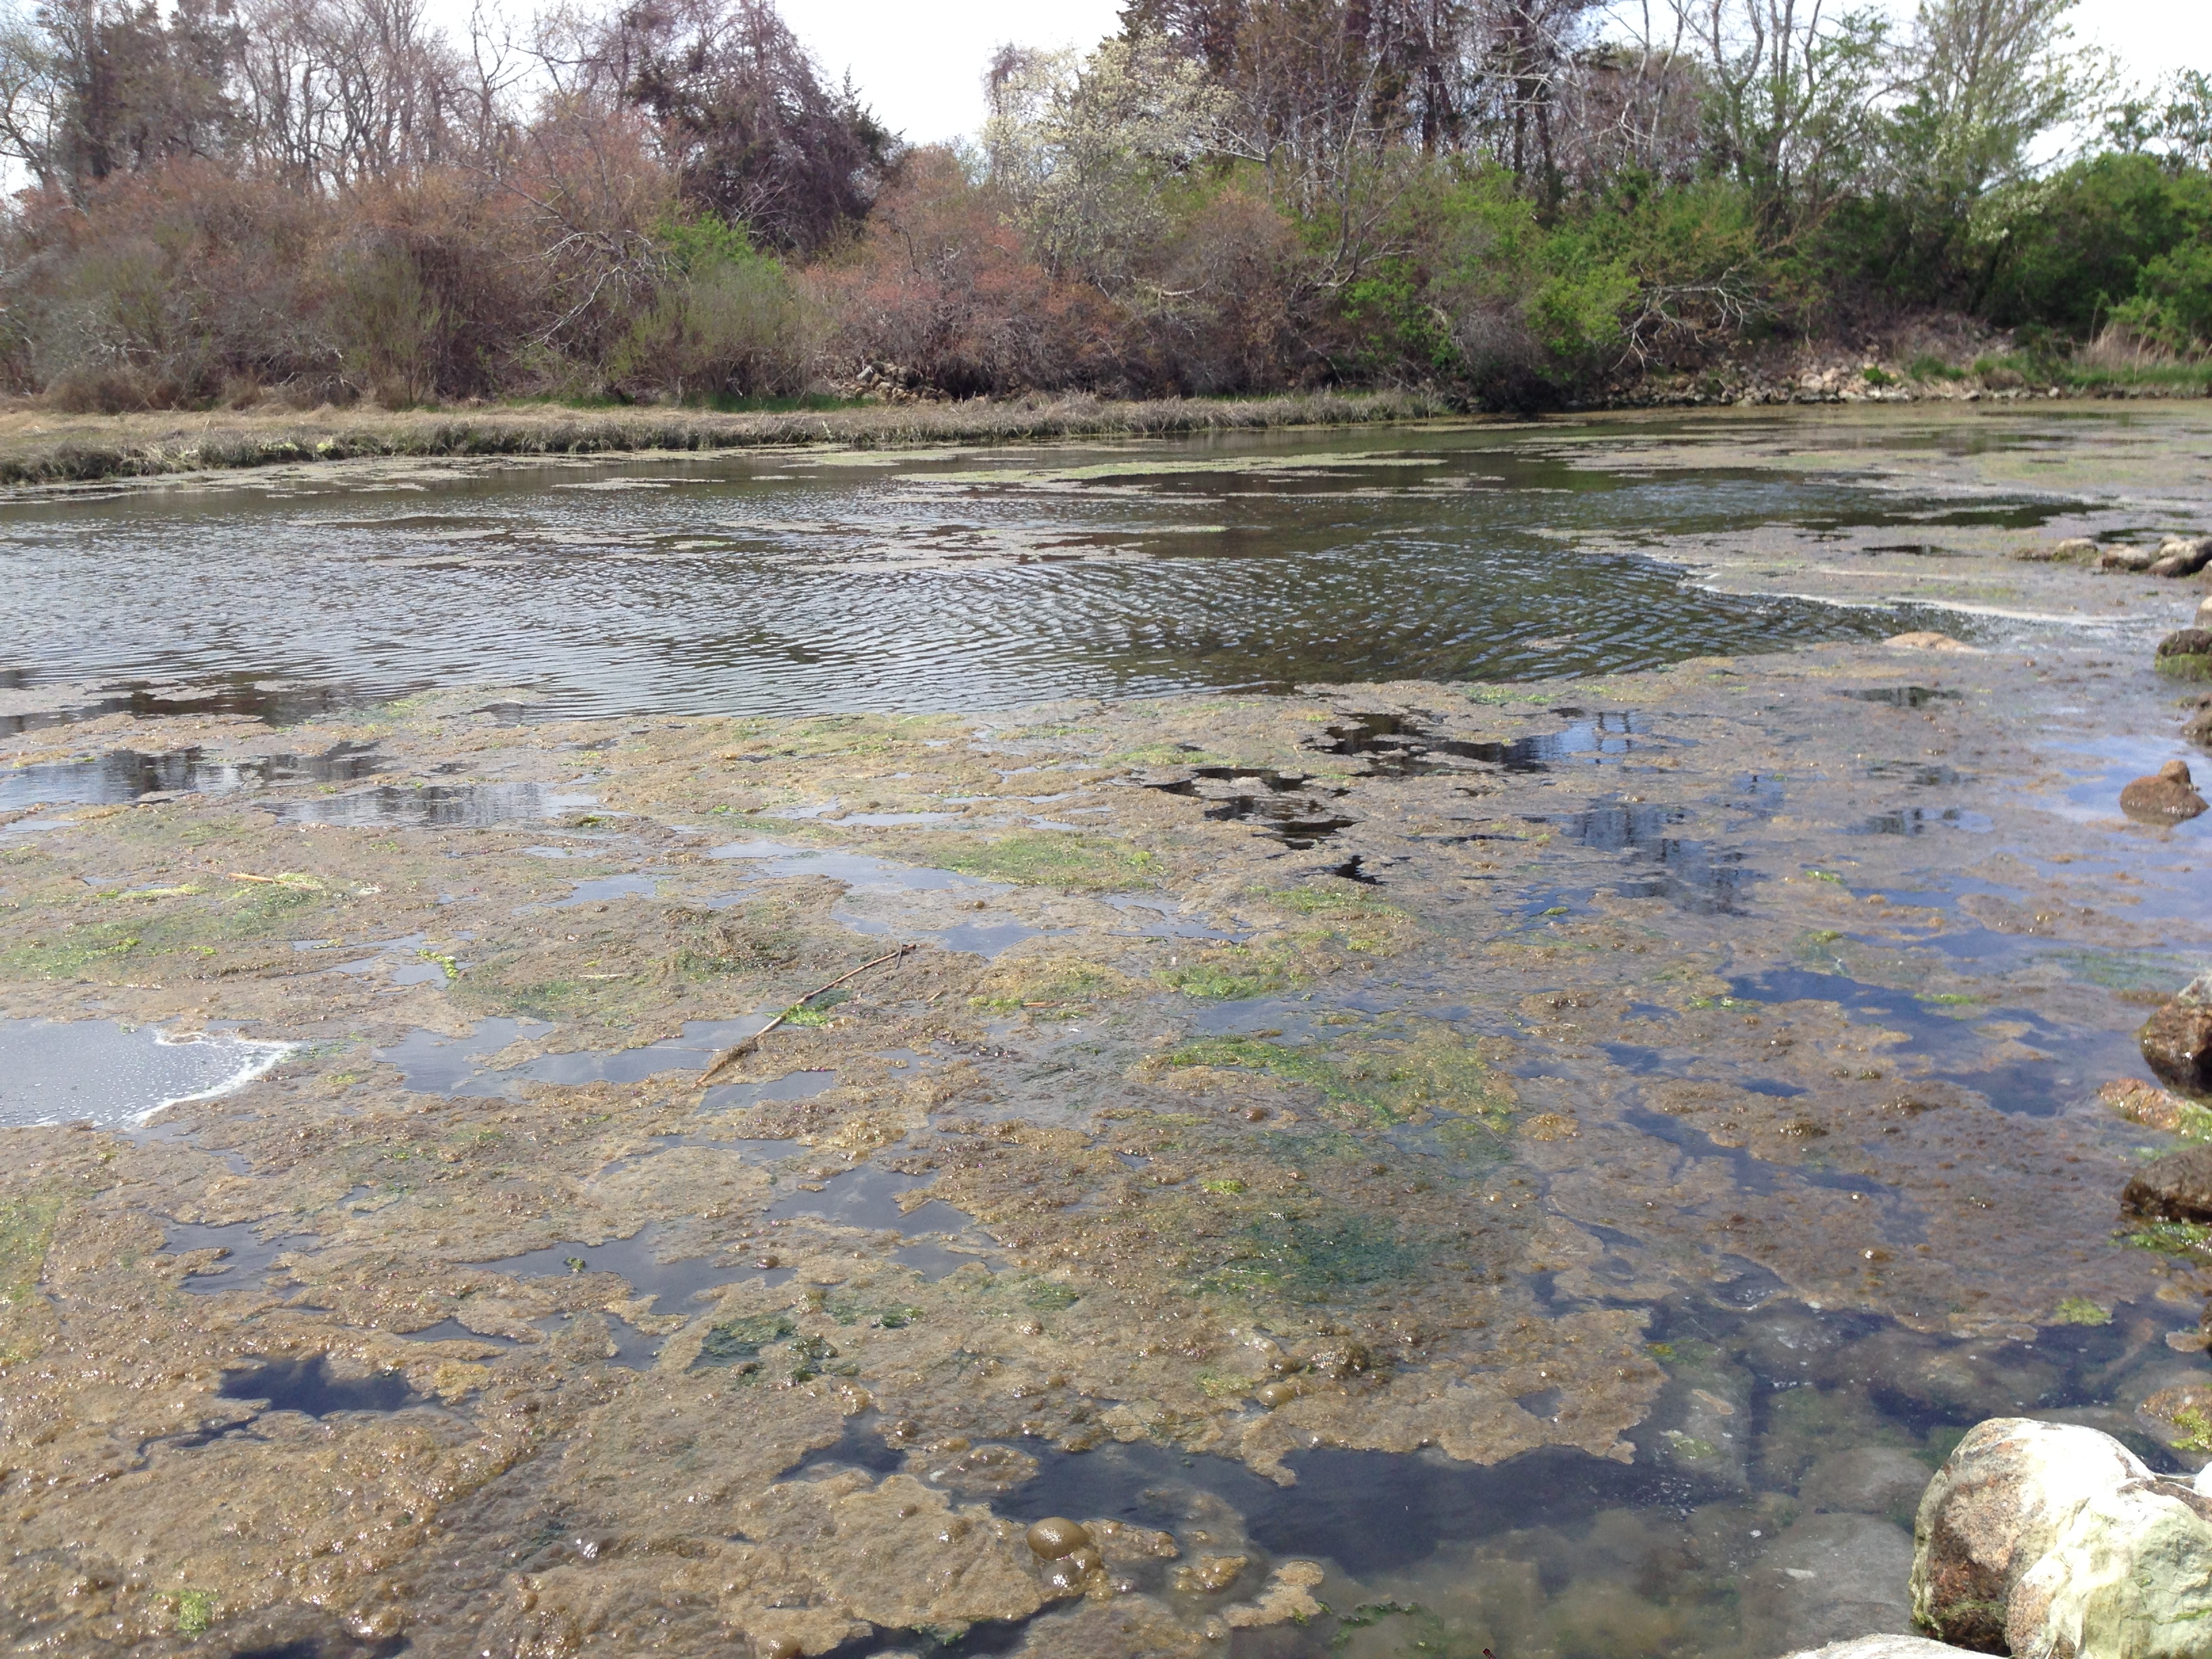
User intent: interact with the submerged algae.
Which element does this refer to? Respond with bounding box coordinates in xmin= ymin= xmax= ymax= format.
xmin=6 ymin=458 xmax=2212 ymax=1652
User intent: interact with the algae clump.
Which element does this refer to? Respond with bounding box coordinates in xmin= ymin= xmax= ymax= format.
xmin=933 ymin=833 xmax=1160 ymax=890
xmin=0 ymin=1191 xmax=61 ymax=1365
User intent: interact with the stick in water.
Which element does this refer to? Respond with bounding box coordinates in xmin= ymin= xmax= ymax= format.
xmin=697 ymin=943 xmax=911 ymax=1083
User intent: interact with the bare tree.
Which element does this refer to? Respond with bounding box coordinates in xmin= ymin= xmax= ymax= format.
xmin=1679 ymin=0 xmax=1892 ymax=227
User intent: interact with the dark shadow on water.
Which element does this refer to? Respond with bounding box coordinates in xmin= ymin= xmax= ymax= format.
xmin=1725 ymin=966 xmax=2101 ymax=1113
xmin=218 ymin=1356 xmax=415 ymax=1416
xmin=1856 ymin=806 xmax=1993 ymax=835
xmin=1313 ymin=710 xmax=1648 ymax=777
xmin=0 ymin=674 xmax=367 ymax=737
xmin=1005 ymin=1439 xmax=1718 ymax=1578
xmin=1141 ymin=766 xmax=1357 ymax=847
xmin=1841 ymin=686 xmax=1963 ymax=708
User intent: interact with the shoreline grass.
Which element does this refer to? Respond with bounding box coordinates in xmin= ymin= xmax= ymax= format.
xmin=0 ymin=389 xmax=1469 ymax=487
xmin=0 ymin=370 xmax=2203 ymax=489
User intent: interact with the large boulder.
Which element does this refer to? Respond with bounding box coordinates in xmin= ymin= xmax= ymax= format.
xmin=2139 ymin=999 xmax=2212 ymax=1097
xmin=2123 ymin=1145 xmax=2212 ymax=1222
xmin=2006 ymin=1483 xmax=2212 ymax=1658
xmin=1911 ymin=1418 xmax=2212 ymax=1658
xmin=1779 ymin=1641 xmax=1973 ymax=1659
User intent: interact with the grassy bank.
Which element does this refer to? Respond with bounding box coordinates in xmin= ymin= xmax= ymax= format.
xmin=0 ymin=389 xmax=1468 ymax=487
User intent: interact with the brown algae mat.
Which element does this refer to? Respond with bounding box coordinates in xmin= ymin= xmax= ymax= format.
xmin=6 ymin=621 xmax=2212 ymax=1656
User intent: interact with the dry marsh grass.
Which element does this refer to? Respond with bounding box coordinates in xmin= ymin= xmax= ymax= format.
xmin=0 ymin=389 xmax=1467 ymax=486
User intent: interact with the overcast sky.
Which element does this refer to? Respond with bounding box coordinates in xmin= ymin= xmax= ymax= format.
xmin=777 ymin=0 xmax=2212 ymax=148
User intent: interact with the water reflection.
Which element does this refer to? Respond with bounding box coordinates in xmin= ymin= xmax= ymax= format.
xmin=0 ymin=740 xmax=380 ymax=809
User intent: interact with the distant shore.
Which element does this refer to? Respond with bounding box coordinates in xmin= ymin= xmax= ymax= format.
xmin=0 ymin=373 xmax=2205 ymax=487
xmin=0 ymin=391 xmax=1471 ymax=487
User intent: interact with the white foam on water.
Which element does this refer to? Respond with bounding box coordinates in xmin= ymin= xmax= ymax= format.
xmin=0 ymin=1020 xmax=295 ymax=1128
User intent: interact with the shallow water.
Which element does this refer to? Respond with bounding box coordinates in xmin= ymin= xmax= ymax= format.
xmin=7 ymin=409 xmax=2212 ymax=1659
xmin=0 ymin=422 xmax=2022 ymax=720
xmin=0 ymin=1019 xmax=292 ymax=1126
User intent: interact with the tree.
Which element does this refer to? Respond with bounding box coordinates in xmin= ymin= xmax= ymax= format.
xmin=1886 ymin=0 xmax=2097 ymax=206
xmin=581 ymin=0 xmax=892 ymax=254
xmin=0 ymin=0 xmax=245 ymax=190
xmin=1683 ymin=0 xmax=1892 ymax=230
xmin=983 ymin=31 xmax=1229 ymax=289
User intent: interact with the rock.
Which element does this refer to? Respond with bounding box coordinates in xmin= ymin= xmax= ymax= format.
xmin=2122 ymin=1144 xmax=2212 ymax=1221
xmin=2099 ymin=1076 xmax=2200 ymax=1132
xmin=2118 ymin=759 xmax=2209 ymax=821
xmin=2150 ymin=535 xmax=2212 ymax=579
xmin=2132 ymin=1376 xmax=2212 ymax=1464
xmin=1805 ymin=1446 xmax=1938 ymax=1524
xmin=1909 ymin=1418 xmax=2153 ymax=1649
xmin=2101 ymin=545 xmax=2158 ymax=573
xmin=1884 ymin=632 xmax=1974 ymax=652
xmin=2155 ymin=630 xmax=2212 ymax=682
xmin=2139 ymin=1001 xmax=2212 ymax=1095
xmin=1777 ymin=1636 xmax=1969 ymax=1659
xmin=2005 ymin=1481 xmax=2212 ymax=1658
xmin=2187 ymin=695 xmax=2212 ymax=751
xmin=1650 ymin=1350 xmax=1754 ymax=1490
xmin=2196 ymin=596 xmax=2212 ymax=627
xmin=1746 ymin=1513 xmax=1916 ymax=1655
xmin=2015 ymin=539 xmax=2099 ymax=563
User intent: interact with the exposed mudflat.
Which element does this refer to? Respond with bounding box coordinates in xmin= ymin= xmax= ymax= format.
xmin=4 ymin=407 xmax=2212 ymax=1658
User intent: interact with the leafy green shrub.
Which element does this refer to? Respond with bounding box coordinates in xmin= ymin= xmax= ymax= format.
xmin=1978 ymin=155 xmax=2212 ymax=335
xmin=610 ymin=217 xmax=819 ymax=401
xmin=2113 ymin=238 xmax=2212 ymax=350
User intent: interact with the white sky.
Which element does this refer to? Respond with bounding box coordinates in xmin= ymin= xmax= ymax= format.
xmin=779 ymin=0 xmax=2212 ymax=148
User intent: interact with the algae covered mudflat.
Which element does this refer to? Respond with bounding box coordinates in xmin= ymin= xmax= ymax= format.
xmin=4 ymin=407 xmax=2212 ymax=1658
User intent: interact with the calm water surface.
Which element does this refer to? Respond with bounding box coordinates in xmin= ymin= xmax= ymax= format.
xmin=0 ymin=419 xmax=2062 ymax=718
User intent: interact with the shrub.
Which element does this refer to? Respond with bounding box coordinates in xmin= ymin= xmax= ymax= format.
xmin=1977 ymin=154 xmax=2212 ymax=335
xmin=609 ymin=218 xmax=820 ymax=400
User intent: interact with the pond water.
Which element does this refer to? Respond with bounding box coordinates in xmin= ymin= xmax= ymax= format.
xmin=0 ymin=419 xmax=2041 ymax=719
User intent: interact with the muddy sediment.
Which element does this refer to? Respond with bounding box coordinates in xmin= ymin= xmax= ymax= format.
xmin=5 ymin=412 xmax=2212 ymax=1657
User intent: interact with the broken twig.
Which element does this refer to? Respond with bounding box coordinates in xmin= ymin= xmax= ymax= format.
xmin=697 ymin=943 xmax=912 ymax=1084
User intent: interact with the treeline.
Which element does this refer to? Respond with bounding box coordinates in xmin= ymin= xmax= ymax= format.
xmin=0 ymin=0 xmax=2205 ymax=411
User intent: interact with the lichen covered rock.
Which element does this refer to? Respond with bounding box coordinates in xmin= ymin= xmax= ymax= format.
xmin=1911 ymin=1417 xmax=2212 ymax=1659
xmin=2154 ymin=630 xmax=2212 ymax=682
